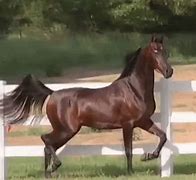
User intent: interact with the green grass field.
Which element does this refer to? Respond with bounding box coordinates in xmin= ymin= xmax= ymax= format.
xmin=8 ymin=155 xmax=196 ymax=180
xmin=1 ymin=32 xmax=196 ymax=80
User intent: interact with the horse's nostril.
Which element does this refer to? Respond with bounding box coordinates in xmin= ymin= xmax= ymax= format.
xmin=165 ymin=68 xmax=173 ymax=78
xmin=165 ymin=68 xmax=169 ymax=75
xmin=166 ymin=68 xmax=171 ymax=74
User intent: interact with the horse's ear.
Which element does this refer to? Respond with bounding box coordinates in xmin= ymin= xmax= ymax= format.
xmin=151 ymin=34 xmax=156 ymax=42
xmin=159 ymin=35 xmax=164 ymax=44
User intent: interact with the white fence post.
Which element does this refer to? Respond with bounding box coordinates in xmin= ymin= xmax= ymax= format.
xmin=160 ymin=78 xmax=173 ymax=177
xmin=0 ymin=81 xmax=6 ymax=180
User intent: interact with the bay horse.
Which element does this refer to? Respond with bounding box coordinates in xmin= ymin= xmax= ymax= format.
xmin=1 ymin=35 xmax=173 ymax=178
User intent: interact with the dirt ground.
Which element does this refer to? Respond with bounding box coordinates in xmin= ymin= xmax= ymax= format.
xmin=6 ymin=64 xmax=196 ymax=146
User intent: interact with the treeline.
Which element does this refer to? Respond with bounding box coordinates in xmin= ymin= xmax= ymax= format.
xmin=0 ymin=0 xmax=196 ymax=35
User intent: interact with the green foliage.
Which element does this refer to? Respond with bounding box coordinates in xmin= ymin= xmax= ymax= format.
xmin=0 ymin=32 xmax=196 ymax=79
xmin=0 ymin=32 xmax=142 ymax=78
xmin=0 ymin=0 xmax=196 ymax=33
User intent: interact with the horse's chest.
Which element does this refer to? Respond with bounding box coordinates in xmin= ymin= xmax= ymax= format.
xmin=126 ymin=96 xmax=155 ymax=120
xmin=144 ymin=97 xmax=156 ymax=117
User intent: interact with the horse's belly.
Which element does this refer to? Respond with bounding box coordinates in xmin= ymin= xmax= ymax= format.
xmin=81 ymin=114 xmax=122 ymax=129
xmin=84 ymin=120 xmax=122 ymax=129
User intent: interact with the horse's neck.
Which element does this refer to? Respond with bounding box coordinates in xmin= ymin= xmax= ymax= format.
xmin=126 ymin=53 xmax=155 ymax=101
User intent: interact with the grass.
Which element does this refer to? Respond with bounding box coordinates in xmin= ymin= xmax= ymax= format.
xmin=1 ymin=32 xmax=196 ymax=80
xmin=8 ymin=155 xmax=196 ymax=180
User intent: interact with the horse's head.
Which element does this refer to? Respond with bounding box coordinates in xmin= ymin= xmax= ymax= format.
xmin=146 ymin=34 xmax=173 ymax=78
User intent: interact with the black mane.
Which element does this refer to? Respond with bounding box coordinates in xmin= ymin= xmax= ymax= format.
xmin=116 ymin=47 xmax=141 ymax=80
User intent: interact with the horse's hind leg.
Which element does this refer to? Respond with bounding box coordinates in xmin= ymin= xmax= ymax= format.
xmin=41 ymin=134 xmax=56 ymax=178
xmin=41 ymin=129 xmax=80 ymax=177
xmin=138 ymin=119 xmax=167 ymax=161
xmin=43 ymin=145 xmax=53 ymax=178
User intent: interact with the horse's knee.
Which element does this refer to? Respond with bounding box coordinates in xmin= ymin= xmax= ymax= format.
xmin=125 ymin=149 xmax=132 ymax=158
xmin=152 ymin=151 xmax=159 ymax=158
xmin=44 ymin=146 xmax=51 ymax=155
xmin=160 ymin=132 xmax=167 ymax=143
xmin=41 ymin=134 xmax=48 ymax=145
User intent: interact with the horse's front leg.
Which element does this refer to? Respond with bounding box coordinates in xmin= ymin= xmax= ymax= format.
xmin=138 ymin=119 xmax=167 ymax=161
xmin=122 ymin=122 xmax=134 ymax=174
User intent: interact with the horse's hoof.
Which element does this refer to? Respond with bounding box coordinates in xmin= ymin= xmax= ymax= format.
xmin=45 ymin=172 xmax=52 ymax=179
xmin=127 ymin=169 xmax=134 ymax=175
xmin=51 ymin=160 xmax=62 ymax=172
xmin=141 ymin=153 xmax=148 ymax=161
xmin=141 ymin=152 xmax=157 ymax=161
xmin=141 ymin=153 xmax=153 ymax=161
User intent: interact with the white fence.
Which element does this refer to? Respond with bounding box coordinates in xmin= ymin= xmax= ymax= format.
xmin=1 ymin=79 xmax=196 ymax=179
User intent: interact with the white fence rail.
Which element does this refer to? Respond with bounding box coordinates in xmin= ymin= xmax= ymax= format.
xmin=1 ymin=79 xmax=196 ymax=179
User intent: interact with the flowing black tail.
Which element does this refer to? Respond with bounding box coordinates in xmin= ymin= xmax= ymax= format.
xmin=1 ymin=74 xmax=53 ymax=124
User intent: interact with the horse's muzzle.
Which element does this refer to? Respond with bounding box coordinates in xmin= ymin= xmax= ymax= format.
xmin=165 ymin=68 xmax=173 ymax=79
